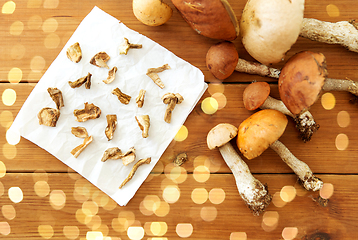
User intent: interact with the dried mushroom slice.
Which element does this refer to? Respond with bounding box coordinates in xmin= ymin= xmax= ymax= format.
xmin=71 ymin=136 xmax=93 ymax=158
xmin=66 ymin=42 xmax=82 ymax=63
xmin=69 ymin=72 xmax=92 ymax=89
xmin=119 ymin=157 xmax=151 ymax=189
xmin=103 ymin=66 xmax=118 ymax=84
xmin=73 ymin=102 xmax=101 ymax=122
xmin=174 ymin=152 xmax=188 ymax=166
xmin=112 ymin=88 xmax=131 ymax=104
xmin=38 ymin=107 xmax=60 ymax=127
xmin=47 ymin=87 xmax=64 ymax=109
xmin=90 ymin=52 xmax=110 ymax=69
xmin=119 ymin=38 xmax=142 ymax=55
xmin=162 ymin=93 xmax=184 ymax=123
xmin=146 ymin=64 xmax=171 ymax=89
xmin=135 ymin=115 xmax=150 ymax=138
xmin=101 ymin=147 xmax=122 ymax=162
xmin=105 ymin=114 xmax=117 ymax=141
xmin=136 ymin=89 xmax=146 ymax=108
xmin=71 ymin=126 xmax=88 ymax=138
xmin=121 ymin=147 xmax=136 ymax=166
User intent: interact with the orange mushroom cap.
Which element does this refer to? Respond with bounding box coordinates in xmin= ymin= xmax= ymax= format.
xmin=243 ymin=82 xmax=270 ymax=111
xmin=237 ymin=109 xmax=288 ymax=160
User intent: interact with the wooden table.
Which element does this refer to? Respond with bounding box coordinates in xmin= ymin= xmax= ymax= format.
xmin=1 ymin=0 xmax=358 ymax=239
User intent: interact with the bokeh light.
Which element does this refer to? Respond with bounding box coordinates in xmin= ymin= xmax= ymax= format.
xmin=193 ymin=165 xmax=210 ymax=183
xmin=38 ymin=225 xmax=54 ymax=239
xmin=82 ymin=200 xmax=98 ymax=217
xmin=154 ymin=200 xmax=170 ymax=217
xmin=2 ymin=143 xmax=17 ymax=159
xmin=326 ymin=4 xmax=340 ymax=17
xmin=8 ymin=187 xmax=23 ymax=203
xmin=280 ymin=185 xmax=297 ymax=203
xmin=200 ymin=206 xmax=217 ymax=222
xmin=230 ymin=232 xmax=247 ymax=240
xmin=11 ymin=44 xmax=26 ymax=60
xmin=261 ymin=211 xmax=279 ymax=232
xmin=176 ymin=223 xmax=193 ymax=238
xmin=0 ymin=162 xmax=5 ymax=178
xmin=321 ymin=92 xmax=336 ymax=110
xmin=191 ymin=188 xmax=208 ymax=204
xmin=2 ymin=1 xmax=16 ymax=14
xmin=2 ymin=205 xmax=16 ymax=220
xmin=272 ymin=192 xmax=287 ymax=208
xmin=8 ymin=67 xmax=22 ymax=84
xmin=44 ymin=33 xmax=61 ymax=49
xmin=337 ymin=111 xmax=350 ymax=128
xmin=30 ymin=56 xmax=46 ymax=72
xmin=49 ymin=190 xmax=66 ymax=210
xmin=10 ymin=21 xmax=24 ymax=35
xmin=335 ymin=133 xmax=349 ymax=150
xmin=174 ymin=125 xmax=188 ymax=142
xmin=201 ymin=97 xmax=218 ymax=114
xmin=34 ymin=181 xmax=50 ymax=197
xmin=127 ymin=226 xmax=145 ymax=240
xmin=209 ymin=188 xmax=225 ymax=204
xmin=211 ymin=92 xmax=227 ymax=109
xmin=282 ymin=227 xmax=298 ymax=240
xmin=63 ymin=225 xmax=80 ymax=238
xmin=208 ymin=83 xmax=225 ymax=95
xmin=44 ymin=0 xmax=60 ymax=9
xmin=42 ymin=18 xmax=58 ymax=33
xmin=320 ymin=183 xmax=334 ymax=199
xmin=86 ymin=231 xmax=103 ymax=240
xmin=0 ymin=111 xmax=13 ymax=128
xmin=150 ymin=222 xmax=167 ymax=236
xmin=28 ymin=15 xmax=43 ymax=29
xmin=0 ymin=222 xmax=10 ymax=235
xmin=162 ymin=185 xmax=180 ymax=204
xmin=2 ymin=89 xmax=16 ymax=106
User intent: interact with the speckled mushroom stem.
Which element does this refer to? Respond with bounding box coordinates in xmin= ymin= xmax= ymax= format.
xmin=219 ymin=142 xmax=272 ymax=216
xmin=323 ymin=78 xmax=358 ymax=96
xmin=270 ymin=140 xmax=323 ymax=191
xmin=260 ymin=96 xmax=319 ymax=142
xmin=300 ymin=18 xmax=358 ymax=53
xmin=235 ymin=58 xmax=280 ymax=79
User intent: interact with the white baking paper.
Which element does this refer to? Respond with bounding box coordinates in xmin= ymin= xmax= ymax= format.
xmin=9 ymin=6 xmax=207 ymax=206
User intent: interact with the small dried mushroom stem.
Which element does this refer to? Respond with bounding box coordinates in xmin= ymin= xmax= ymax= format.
xmin=136 ymin=89 xmax=146 ymax=108
xmin=270 ymin=140 xmax=323 ymax=191
xmin=300 ymin=18 xmax=358 ymax=53
xmin=105 ymin=115 xmax=117 ymax=141
xmin=219 ymin=142 xmax=271 ymax=216
xmin=235 ymin=58 xmax=280 ymax=79
xmin=119 ymin=157 xmax=151 ymax=189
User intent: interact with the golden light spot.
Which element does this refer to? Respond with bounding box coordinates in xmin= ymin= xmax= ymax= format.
xmin=174 ymin=125 xmax=188 ymax=142
xmin=193 ymin=155 xmax=208 ymax=168
xmin=63 ymin=226 xmax=79 ymax=240
xmin=92 ymin=190 xmax=109 ymax=208
xmin=200 ymin=206 xmax=217 ymax=222
xmin=11 ymin=44 xmax=26 ymax=60
xmin=320 ymin=183 xmax=334 ymax=199
xmin=76 ymin=209 xmax=92 ymax=224
xmin=160 ymin=178 xmax=176 ymax=191
xmin=34 ymin=181 xmax=50 ymax=197
xmin=118 ymin=211 xmax=136 ymax=227
xmin=230 ymin=232 xmax=247 ymax=240
xmin=154 ymin=200 xmax=170 ymax=217
xmin=2 ymin=1 xmax=16 ymax=14
xmin=335 ymin=133 xmax=349 ymax=150
xmin=102 ymin=198 xmax=117 ymax=211
xmin=150 ymin=222 xmax=167 ymax=236
xmin=0 ymin=222 xmax=10 ymax=235
xmin=28 ymin=15 xmax=43 ymax=29
xmin=282 ymin=227 xmax=298 ymax=240
xmin=0 ymin=111 xmax=13 ymax=128
xmin=27 ymin=0 xmax=42 ymax=8
xmin=2 ymin=205 xmax=15 ymax=220
xmin=321 ymin=92 xmax=336 ymax=110
xmin=209 ymin=188 xmax=225 ymax=204
xmin=43 ymin=0 xmax=59 ymax=9
xmin=337 ymin=111 xmax=350 ymax=128
xmin=112 ymin=217 xmax=128 ymax=233
xmin=74 ymin=178 xmax=92 ymax=203
xmin=212 ymin=92 xmax=227 ymax=109
xmin=326 ymin=4 xmax=340 ymax=17
xmin=2 ymin=143 xmax=16 ymax=159
xmin=162 ymin=185 xmax=180 ymax=204
xmin=176 ymin=223 xmax=193 ymax=238
xmin=8 ymin=67 xmax=22 ymax=84
xmin=0 ymin=162 xmax=5 ymax=178
xmin=49 ymin=190 xmax=66 ymax=210
xmin=127 ymin=226 xmax=145 ymax=240
xmin=191 ymin=188 xmax=208 ymax=204
xmin=82 ymin=201 xmax=98 ymax=217
xmin=201 ymin=97 xmax=218 ymax=115
xmin=280 ymin=185 xmax=296 ymax=202
xmin=30 ymin=56 xmax=46 ymax=72
xmin=272 ymin=192 xmax=287 ymax=208
xmin=205 ymin=156 xmax=222 ymax=173
xmin=86 ymin=215 xmax=101 ymax=231
xmin=262 ymin=211 xmax=279 ymax=231
xmin=0 ymin=182 xmax=3 ymax=197
xmin=86 ymin=231 xmax=103 ymax=240
xmin=33 ymin=169 xmax=48 ymax=182
xmin=38 ymin=225 xmax=54 ymax=239
xmin=193 ymin=165 xmax=210 ymax=183
xmin=6 ymin=128 xmax=20 ymax=145
xmin=10 ymin=21 xmax=24 ymax=35
xmin=44 ymin=33 xmax=60 ymax=49
xmin=42 ymin=18 xmax=58 ymax=33
xmin=96 ymin=224 xmax=109 ymax=237
xmin=169 ymin=166 xmax=187 ymax=184
xmin=2 ymin=88 xmax=16 ymax=106
xmin=208 ymin=83 xmax=225 ymax=95
xmin=143 ymin=195 xmax=161 ymax=213
xmin=139 ymin=200 xmax=154 ymax=216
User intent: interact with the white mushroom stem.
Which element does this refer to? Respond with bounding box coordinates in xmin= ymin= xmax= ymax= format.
xmin=260 ymin=96 xmax=319 ymax=142
xmin=323 ymin=78 xmax=358 ymax=96
xmin=219 ymin=142 xmax=271 ymax=216
xmin=270 ymin=140 xmax=323 ymax=191
xmin=300 ymin=18 xmax=358 ymax=53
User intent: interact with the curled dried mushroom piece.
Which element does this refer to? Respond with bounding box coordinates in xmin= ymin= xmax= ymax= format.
xmin=69 ymin=72 xmax=92 ymax=89
xmin=71 ymin=126 xmax=88 ymax=138
xmin=119 ymin=38 xmax=142 ymax=55
xmin=90 ymin=52 xmax=110 ymax=69
xmin=71 ymin=136 xmax=93 ymax=158
xmin=66 ymin=42 xmax=82 ymax=63
xmin=105 ymin=114 xmax=117 ymax=141
xmin=119 ymin=157 xmax=151 ymax=189
xmin=162 ymin=93 xmax=184 ymax=123
xmin=47 ymin=88 xmax=64 ymax=110
xmin=103 ymin=67 xmax=118 ymax=84
xmin=146 ymin=64 xmax=171 ymax=89
xmin=112 ymin=88 xmax=131 ymax=104
xmin=101 ymin=147 xmax=122 ymax=162
xmin=136 ymin=89 xmax=146 ymax=108
xmin=135 ymin=115 xmax=150 ymax=138
xmin=121 ymin=147 xmax=136 ymax=166
xmin=38 ymin=108 xmax=60 ymax=127
xmin=73 ymin=102 xmax=101 ymax=122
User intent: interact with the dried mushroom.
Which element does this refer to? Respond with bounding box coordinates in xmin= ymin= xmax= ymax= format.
xmin=112 ymin=88 xmax=131 ymax=104
xmin=66 ymin=42 xmax=82 ymax=63
xmin=136 ymin=89 xmax=146 ymax=108
xmin=71 ymin=136 xmax=93 ymax=158
xmin=101 ymin=147 xmax=122 ymax=162
xmin=162 ymin=93 xmax=184 ymax=123
xmin=103 ymin=66 xmax=118 ymax=84
xmin=105 ymin=114 xmax=117 ymax=141
xmin=90 ymin=52 xmax=110 ymax=69
xmin=68 ymin=72 xmax=92 ymax=89
xmin=119 ymin=38 xmax=142 ymax=55
xmin=119 ymin=157 xmax=151 ymax=189
xmin=146 ymin=64 xmax=171 ymax=89
xmin=38 ymin=107 xmax=60 ymax=127
xmin=73 ymin=102 xmax=101 ymax=122
xmin=121 ymin=147 xmax=136 ymax=166
xmin=174 ymin=152 xmax=188 ymax=166
xmin=71 ymin=126 xmax=88 ymax=138
xmin=135 ymin=115 xmax=150 ymax=138
xmin=47 ymin=87 xmax=64 ymax=109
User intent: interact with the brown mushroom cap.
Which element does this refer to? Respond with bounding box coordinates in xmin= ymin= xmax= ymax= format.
xmin=278 ymin=51 xmax=328 ymax=115
xmin=172 ymin=0 xmax=239 ymax=41
xmin=243 ymin=82 xmax=270 ymax=111
xmin=237 ymin=109 xmax=288 ymax=160
xmin=207 ymin=123 xmax=238 ymax=150
xmin=206 ymin=41 xmax=239 ymax=80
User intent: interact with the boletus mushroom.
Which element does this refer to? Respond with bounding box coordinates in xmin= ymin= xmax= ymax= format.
xmin=243 ymin=82 xmax=319 ymax=142
xmin=207 ymin=123 xmax=272 ymax=216
xmin=133 ymin=0 xmax=173 ymax=26
xmin=172 ymin=0 xmax=239 ymax=41
xmin=237 ymin=109 xmax=323 ymax=191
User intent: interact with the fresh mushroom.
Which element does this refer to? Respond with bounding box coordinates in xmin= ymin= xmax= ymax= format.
xmin=162 ymin=93 xmax=183 ymax=123
xmin=237 ymin=109 xmax=323 ymax=191
xmin=243 ymin=81 xmax=319 ymax=142
xmin=133 ymin=0 xmax=172 ymax=26
xmin=207 ymin=123 xmax=271 ymax=216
